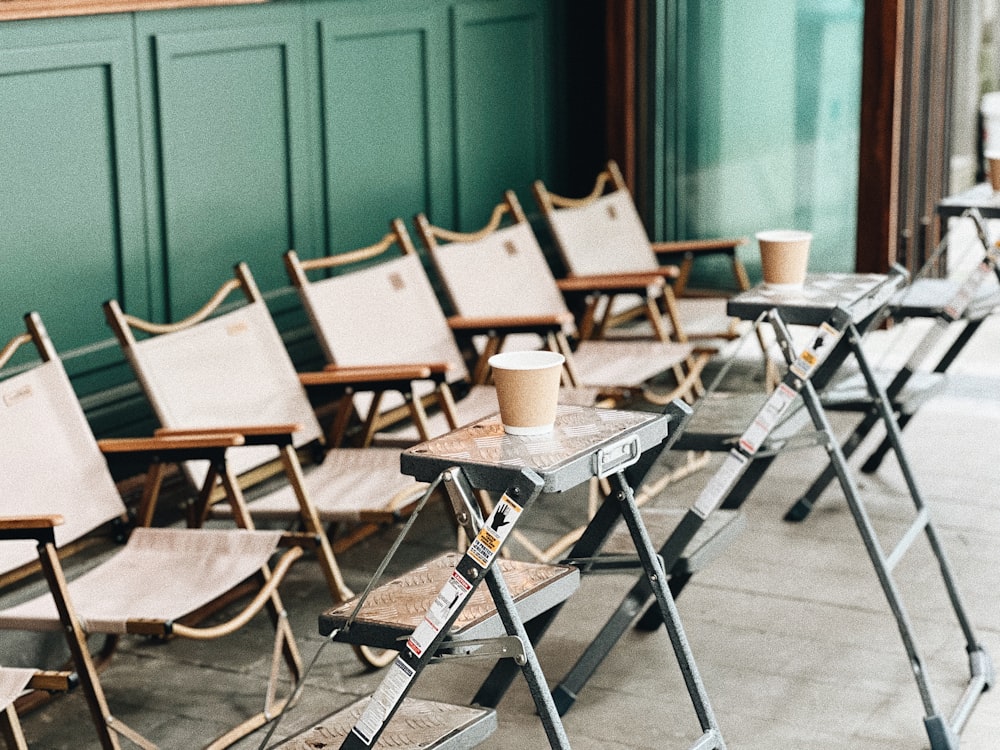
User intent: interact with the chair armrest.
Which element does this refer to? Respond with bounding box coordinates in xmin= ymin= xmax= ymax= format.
xmin=300 ymin=363 xmax=452 ymax=389
xmin=98 ymin=434 xmax=246 ymax=454
xmin=651 ymin=237 xmax=747 ymax=257
xmin=448 ymin=313 xmax=573 ymax=336
xmin=557 ymin=273 xmax=667 ymax=294
xmin=154 ymin=424 xmax=301 ymax=447
xmin=0 ymin=515 xmax=64 ymax=530
xmin=0 ymin=514 xmax=63 ymax=544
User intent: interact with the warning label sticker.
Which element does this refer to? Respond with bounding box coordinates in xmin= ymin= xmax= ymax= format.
xmin=790 ymin=322 xmax=840 ymax=379
xmin=406 ymin=570 xmax=474 ymax=658
xmin=466 ymin=493 xmax=522 ymax=568
xmin=692 ymin=449 xmax=748 ymax=519
xmin=353 ymin=658 xmax=416 ymax=745
xmin=738 ymin=382 xmax=796 ymax=455
xmin=944 ymin=261 xmax=990 ymax=319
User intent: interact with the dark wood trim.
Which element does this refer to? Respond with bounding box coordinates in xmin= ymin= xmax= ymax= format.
xmin=605 ymin=0 xmax=637 ymax=193
xmin=857 ymin=0 xmax=904 ymax=274
xmin=0 ymin=0 xmax=264 ymax=22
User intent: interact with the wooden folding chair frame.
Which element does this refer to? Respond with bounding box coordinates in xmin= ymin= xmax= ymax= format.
xmin=0 ymin=314 xmax=306 ymax=749
xmin=416 ymin=189 xmax=713 ymax=408
xmin=105 ymin=267 xmax=437 ymax=670
xmin=284 ymin=226 xmax=464 ymax=448
xmin=533 ymin=159 xmax=749 ymax=340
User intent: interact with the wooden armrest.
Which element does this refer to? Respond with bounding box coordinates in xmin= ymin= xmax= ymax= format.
xmin=652 ymin=237 xmax=747 ymax=255
xmin=155 ymin=424 xmax=301 ymax=438
xmin=28 ymin=670 xmax=76 ymax=693
xmin=557 ymin=273 xmax=667 ymax=293
xmin=98 ymin=434 xmax=246 ymax=453
xmin=0 ymin=515 xmax=64 ymax=530
xmin=306 ymin=363 xmax=442 ymax=382
xmin=448 ymin=313 xmax=573 ymax=332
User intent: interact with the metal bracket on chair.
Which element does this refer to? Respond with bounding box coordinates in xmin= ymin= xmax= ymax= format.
xmin=431 ymin=636 xmax=526 ymax=665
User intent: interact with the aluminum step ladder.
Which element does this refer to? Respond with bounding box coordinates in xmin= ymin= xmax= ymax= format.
xmin=787 ymin=207 xmax=1000 ymax=521
xmin=673 ymin=269 xmax=993 ymax=749
xmin=322 ymin=404 xmax=727 ymax=750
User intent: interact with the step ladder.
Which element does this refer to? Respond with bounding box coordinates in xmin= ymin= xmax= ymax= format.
xmin=787 ymin=207 xmax=1000 ymax=520
xmin=308 ymin=404 xmax=728 ymax=750
xmin=674 ymin=269 xmax=993 ymax=749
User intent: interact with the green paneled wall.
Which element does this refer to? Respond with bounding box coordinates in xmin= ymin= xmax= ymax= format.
xmin=0 ymin=16 xmax=148 ymax=393
xmin=453 ymin=0 xmax=550 ymax=227
xmin=0 ymin=0 xmax=559 ymax=436
xmin=316 ymin=5 xmax=452 ymax=251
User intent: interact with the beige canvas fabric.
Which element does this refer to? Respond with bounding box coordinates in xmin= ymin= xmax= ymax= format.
xmin=432 ymin=223 xmax=572 ymax=320
xmin=0 ymin=527 xmax=281 ymax=634
xmin=0 ymin=361 xmax=125 ymax=573
xmin=0 ymin=667 xmax=33 ymax=709
xmin=122 ymin=294 xmax=421 ymax=524
xmin=544 ymin=190 xmax=658 ymax=277
xmin=296 ymin=252 xmax=476 ymax=421
xmin=127 ymin=302 xmax=323 ymax=483
xmin=428 ymin=222 xmax=695 ymax=387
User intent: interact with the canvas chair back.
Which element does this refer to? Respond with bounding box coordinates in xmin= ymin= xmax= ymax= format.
xmin=287 ymin=224 xmax=472 ymax=423
xmin=535 ymin=163 xmax=658 ymax=278
xmin=420 ymin=192 xmax=574 ymax=325
xmin=110 ymin=268 xmax=322 ymax=484
xmin=0 ymin=317 xmax=125 ymax=574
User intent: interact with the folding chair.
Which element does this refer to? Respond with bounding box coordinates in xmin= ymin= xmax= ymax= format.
xmin=786 ymin=207 xmax=1000 ymax=521
xmin=659 ymin=270 xmax=993 ymax=749
xmin=104 ymin=265 xmax=429 ymax=668
xmin=533 ymin=159 xmax=750 ymax=342
xmin=415 ymin=190 xmax=712 ymax=409
xmin=284 ymin=225 xmax=597 ymax=449
xmin=0 ymin=313 xmax=304 ymax=749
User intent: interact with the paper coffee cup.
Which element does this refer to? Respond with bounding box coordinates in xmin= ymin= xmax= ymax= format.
xmin=756 ymin=229 xmax=813 ymax=289
xmin=988 ymin=153 xmax=1000 ymax=193
xmin=488 ymin=350 xmax=565 ymax=435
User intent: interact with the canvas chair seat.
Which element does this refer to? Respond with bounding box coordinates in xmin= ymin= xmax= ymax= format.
xmin=214 ymin=448 xmax=413 ymax=521
xmin=0 ymin=528 xmax=281 ymax=634
xmin=566 ymin=339 xmax=698 ymax=390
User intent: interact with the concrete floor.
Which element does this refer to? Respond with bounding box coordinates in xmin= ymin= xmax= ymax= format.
xmin=6 ymin=310 xmax=1000 ymax=749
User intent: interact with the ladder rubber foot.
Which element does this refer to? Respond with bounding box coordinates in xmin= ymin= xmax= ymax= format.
xmin=783 ymin=497 xmax=814 ymax=522
xmin=551 ymin=685 xmax=576 ymax=717
xmin=634 ymin=604 xmax=664 ymax=632
xmin=924 ymin=714 xmax=960 ymax=750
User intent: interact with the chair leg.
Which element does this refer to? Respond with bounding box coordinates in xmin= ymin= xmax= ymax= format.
xmin=277 ymin=445 xmax=354 ymax=603
xmin=37 ymin=541 xmax=127 ymax=750
xmin=0 ymin=704 xmax=28 ymax=750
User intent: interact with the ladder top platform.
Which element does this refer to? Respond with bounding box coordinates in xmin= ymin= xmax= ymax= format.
xmin=400 ymin=403 xmax=672 ymax=492
xmin=727 ymin=271 xmax=904 ymax=326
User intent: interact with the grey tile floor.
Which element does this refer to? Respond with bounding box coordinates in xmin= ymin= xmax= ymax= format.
xmin=7 ymin=310 xmax=1000 ymax=750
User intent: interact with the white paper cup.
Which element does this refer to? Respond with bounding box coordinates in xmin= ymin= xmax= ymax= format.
xmin=756 ymin=229 xmax=813 ymax=289
xmin=488 ymin=350 xmax=565 ymax=435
